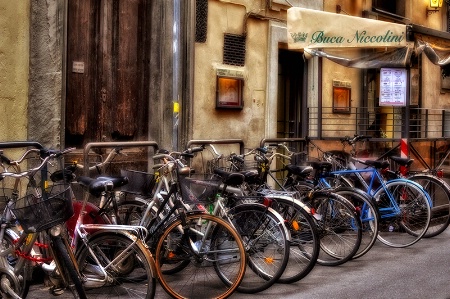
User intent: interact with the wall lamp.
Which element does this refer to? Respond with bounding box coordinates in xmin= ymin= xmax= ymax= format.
xmin=427 ymin=0 xmax=443 ymax=16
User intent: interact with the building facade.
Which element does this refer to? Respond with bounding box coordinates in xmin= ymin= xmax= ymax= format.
xmin=2 ymin=0 xmax=450 ymax=164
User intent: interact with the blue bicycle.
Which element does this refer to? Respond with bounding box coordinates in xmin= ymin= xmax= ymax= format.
xmin=304 ymin=136 xmax=433 ymax=248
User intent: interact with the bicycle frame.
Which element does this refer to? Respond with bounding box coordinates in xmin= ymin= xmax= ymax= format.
xmin=325 ymin=164 xmax=433 ymax=218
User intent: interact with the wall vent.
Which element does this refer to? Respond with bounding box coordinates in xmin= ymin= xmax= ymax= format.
xmin=223 ymin=34 xmax=246 ymax=66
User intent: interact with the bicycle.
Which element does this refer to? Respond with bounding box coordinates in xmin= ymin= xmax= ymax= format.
xmin=137 ymin=149 xmax=289 ymax=294
xmin=72 ymin=149 xmax=247 ymax=298
xmin=315 ymin=135 xmax=449 ymax=239
xmin=385 ymin=155 xmax=450 ymax=238
xmin=307 ymin=135 xmax=432 ymax=248
xmin=70 ymin=174 xmax=158 ymax=299
xmin=197 ymin=144 xmax=320 ymax=282
xmin=222 ymin=145 xmax=362 ymax=267
xmin=0 ymin=144 xmax=86 ymax=299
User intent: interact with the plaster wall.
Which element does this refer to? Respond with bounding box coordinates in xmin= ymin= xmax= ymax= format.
xmin=193 ymin=0 xmax=269 ymax=148
xmin=0 ymin=1 xmax=30 ymax=141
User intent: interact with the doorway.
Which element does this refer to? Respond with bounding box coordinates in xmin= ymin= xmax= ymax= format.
xmin=65 ymin=0 xmax=151 ymax=147
xmin=277 ymin=49 xmax=304 ymax=139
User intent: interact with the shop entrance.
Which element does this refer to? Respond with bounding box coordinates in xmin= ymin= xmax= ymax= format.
xmin=277 ymin=49 xmax=305 ymax=139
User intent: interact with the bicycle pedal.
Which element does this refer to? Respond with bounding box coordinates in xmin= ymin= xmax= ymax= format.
xmin=49 ymin=286 xmax=65 ymax=296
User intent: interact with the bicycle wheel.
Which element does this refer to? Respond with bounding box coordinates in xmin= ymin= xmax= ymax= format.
xmin=287 ymin=180 xmax=315 ymax=196
xmin=115 ymin=197 xmax=148 ymax=226
xmin=333 ymin=187 xmax=379 ymax=259
xmin=227 ymin=203 xmax=289 ymax=293
xmin=407 ymin=174 xmax=450 ymax=238
xmin=375 ymin=179 xmax=431 ymax=248
xmin=155 ymin=213 xmax=246 ymax=299
xmin=76 ymin=232 xmax=157 ymax=299
xmin=0 ymin=229 xmax=31 ymax=299
xmin=307 ymin=191 xmax=362 ymax=266
xmin=50 ymin=233 xmax=87 ymax=299
xmin=268 ymin=196 xmax=320 ymax=283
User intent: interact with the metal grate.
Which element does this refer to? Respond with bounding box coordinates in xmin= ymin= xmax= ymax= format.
xmin=223 ymin=34 xmax=246 ymax=66
xmin=195 ymin=0 xmax=208 ymax=43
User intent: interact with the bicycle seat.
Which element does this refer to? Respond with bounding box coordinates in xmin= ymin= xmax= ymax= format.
xmin=389 ymin=156 xmax=414 ymax=167
xmin=285 ymin=164 xmax=313 ymax=178
xmin=239 ymin=169 xmax=260 ymax=184
xmin=77 ymin=176 xmax=129 ymax=197
xmin=213 ymin=168 xmax=245 ymax=186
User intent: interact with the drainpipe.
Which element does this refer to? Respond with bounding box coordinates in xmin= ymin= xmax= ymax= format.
xmin=172 ymin=0 xmax=181 ymax=151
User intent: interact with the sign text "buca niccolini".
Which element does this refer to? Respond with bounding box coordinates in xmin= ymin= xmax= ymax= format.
xmin=291 ymin=30 xmax=404 ymax=46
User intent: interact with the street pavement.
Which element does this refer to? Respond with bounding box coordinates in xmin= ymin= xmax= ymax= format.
xmin=26 ymin=228 xmax=450 ymax=299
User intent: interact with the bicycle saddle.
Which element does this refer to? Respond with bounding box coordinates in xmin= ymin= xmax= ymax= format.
xmin=213 ymin=168 xmax=245 ymax=186
xmin=389 ymin=156 xmax=414 ymax=167
xmin=77 ymin=176 xmax=129 ymax=197
xmin=285 ymin=164 xmax=314 ymax=178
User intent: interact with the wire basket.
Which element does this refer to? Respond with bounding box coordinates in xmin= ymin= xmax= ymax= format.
xmin=10 ymin=184 xmax=74 ymax=233
xmin=179 ymin=175 xmax=221 ymax=205
xmin=120 ymin=169 xmax=156 ymax=196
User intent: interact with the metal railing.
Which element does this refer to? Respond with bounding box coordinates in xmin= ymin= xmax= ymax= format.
xmin=305 ymin=106 xmax=450 ymax=139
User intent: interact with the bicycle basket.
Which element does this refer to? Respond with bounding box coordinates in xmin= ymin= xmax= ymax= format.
xmin=10 ymin=184 xmax=74 ymax=233
xmin=179 ymin=175 xmax=221 ymax=204
xmin=120 ymin=169 xmax=156 ymax=196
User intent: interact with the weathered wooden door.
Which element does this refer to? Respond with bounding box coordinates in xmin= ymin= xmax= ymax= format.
xmin=66 ymin=0 xmax=151 ymax=147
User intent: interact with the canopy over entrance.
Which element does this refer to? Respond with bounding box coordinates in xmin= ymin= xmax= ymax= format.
xmin=287 ymin=7 xmax=408 ymax=49
xmin=287 ymin=7 xmax=413 ymax=68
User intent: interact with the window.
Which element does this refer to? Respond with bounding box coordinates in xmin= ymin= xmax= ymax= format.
xmin=372 ymin=0 xmax=406 ymax=19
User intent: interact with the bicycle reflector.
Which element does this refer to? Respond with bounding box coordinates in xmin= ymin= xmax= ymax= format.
xmin=263 ymin=197 xmax=273 ymax=207
xmin=436 ymin=169 xmax=444 ymax=178
xmin=399 ymin=165 xmax=408 ymax=176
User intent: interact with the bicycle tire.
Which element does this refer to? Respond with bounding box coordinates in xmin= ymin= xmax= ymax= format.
xmin=294 ymin=176 xmax=379 ymax=259
xmin=407 ymin=174 xmax=450 ymax=238
xmin=50 ymin=234 xmax=87 ymax=299
xmin=155 ymin=213 xmax=246 ymax=299
xmin=115 ymin=195 xmax=193 ymax=275
xmin=308 ymin=191 xmax=362 ymax=266
xmin=333 ymin=187 xmax=379 ymax=259
xmin=288 ymin=180 xmax=315 ymax=196
xmin=115 ymin=197 xmax=148 ymax=226
xmin=374 ymin=179 xmax=431 ymax=248
xmin=0 ymin=230 xmax=31 ymax=298
xmin=267 ymin=196 xmax=320 ymax=283
xmin=76 ymin=232 xmax=157 ymax=299
xmin=227 ymin=203 xmax=289 ymax=293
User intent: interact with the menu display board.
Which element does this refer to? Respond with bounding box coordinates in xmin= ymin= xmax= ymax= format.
xmin=379 ymin=68 xmax=407 ymax=106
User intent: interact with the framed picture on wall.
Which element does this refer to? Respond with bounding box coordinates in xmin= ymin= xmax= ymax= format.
xmin=332 ymin=82 xmax=351 ymax=113
xmin=216 ymin=76 xmax=244 ymax=109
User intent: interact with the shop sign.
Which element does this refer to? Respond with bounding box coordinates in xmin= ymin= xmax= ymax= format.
xmin=287 ymin=7 xmax=407 ymax=49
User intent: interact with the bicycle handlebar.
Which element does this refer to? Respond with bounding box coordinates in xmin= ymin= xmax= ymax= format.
xmin=340 ymin=134 xmax=372 ymax=145
xmin=72 ymin=147 xmax=123 ymax=171
xmin=0 ymin=147 xmax=76 ymax=179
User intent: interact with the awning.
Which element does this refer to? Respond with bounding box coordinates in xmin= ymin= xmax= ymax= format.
xmin=287 ymin=7 xmax=408 ymax=50
xmin=415 ymin=39 xmax=450 ymax=66
xmin=287 ymin=7 xmax=413 ymax=68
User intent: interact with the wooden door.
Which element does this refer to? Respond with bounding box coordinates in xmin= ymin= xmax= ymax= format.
xmin=66 ymin=0 xmax=151 ymax=147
